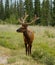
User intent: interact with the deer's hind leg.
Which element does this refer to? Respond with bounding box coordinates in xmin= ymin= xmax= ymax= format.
xmin=27 ymin=44 xmax=32 ymax=55
xmin=27 ymin=44 xmax=30 ymax=55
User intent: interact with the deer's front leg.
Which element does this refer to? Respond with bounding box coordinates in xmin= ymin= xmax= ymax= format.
xmin=25 ymin=43 xmax=28 ymax=55
xmin=30 ymin=44 xmax=32 ymax=55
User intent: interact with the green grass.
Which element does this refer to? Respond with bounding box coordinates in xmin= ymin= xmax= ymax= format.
xmin=0 ymin=32 xmax=23 ymax=49
xmin=8 ymin=56 xmax=16 ymax=64
xmin=0 ymin=25 xmax=55 ymax=65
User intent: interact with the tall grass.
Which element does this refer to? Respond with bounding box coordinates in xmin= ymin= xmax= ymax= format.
xmin=0 ymin=25 xmax=55 ymax=65
xmin=0 ymin=25 xmax=24 ymax=50
xmin=32 ymin=26 xmax=55 ymax=65
xmin=32 ymin=43 xmax=55 ymax=65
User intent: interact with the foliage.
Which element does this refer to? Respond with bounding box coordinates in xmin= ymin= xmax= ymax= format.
xmin=34 ymin=0 xmax=40 ymax=25
xmin=32 ymin=43 xmax=55 ymax=65
xmin=0 ymin=25 xmax=55 ymax=65
xmin=0 ymin=0 xmax=55 ymax=26
xmin=0 ymin=31 xmax=24 ymax=50
xmin=51 ymin=0 xmax=55 ymax=26
xmin=25 ymin=0 xmax=34 ymax=22
xmin=41 ymin=0 xmax=51 ymax=26
xmin=0 ymin=0 xmax=4 ymax=20
xmin=5 ymin=0 xmax=10 ymax=18
xmin=18 ymin=0 xmax=24 ymax=18
xmin=34 ymin=0 xmax=40 ymax=16
xmin=5 ymin=14 xmax=18 ymax=24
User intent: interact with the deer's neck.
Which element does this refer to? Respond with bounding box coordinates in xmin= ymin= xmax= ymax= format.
xmin=23 ymin=30 xmax=30 ymax=41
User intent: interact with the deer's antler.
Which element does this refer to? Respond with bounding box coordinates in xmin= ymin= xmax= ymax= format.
xmin=18 ymin=14 xmax=39 ymax=24
xmin=25 ymin=15 xmax=39 ymax=25
xmin=18 ymin=18 xmax=23 ymax=24
xmin=23 ymin=13 xmax=28 ymax=22
xmin=18 ymin=13 xmax=29 ymax=24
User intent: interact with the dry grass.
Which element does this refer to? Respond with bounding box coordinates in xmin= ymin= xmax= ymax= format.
xmin=0 ymin=24 xmax=55 ymax=65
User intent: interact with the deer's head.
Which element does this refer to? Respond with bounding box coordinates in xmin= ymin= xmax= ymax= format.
xmin=16 ymin=13 xmax=39 ymax=33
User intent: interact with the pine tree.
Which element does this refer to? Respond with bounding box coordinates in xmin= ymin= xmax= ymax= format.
xmin=9 ymin=0 xmax=18 ymax=24
xmin=0 ymin=0 xmax=4 ymax=20
xmin=10 ymin=0 xmax=13 ymax=15
xmin=25 ymin=0 xmax=34 ymax=22
xmin=34 ymin=0 xmax=40 ymax=24
xmin=34 ymin=0 xmax=40 ymax=17
xmin=5 ymin=0 xmax=10 ymax=18
xmin=52 ymin=0 xmax=55 ymax=26
xmin=49 ymin=0 xmax=53 ymax=25
xmin=13 ymin=0 xmax=17 ymax=13
xmin=53 ymin=0 xmax=55 ymax=18
xmin=41 ymin=0 xmax=50 ymax=26
xmin=25 ymin=0 xmax=30 ymax=14
xmin=29 ymin=0 xmax=34 ymax=21
xmin=50 ymin=0 xmax=52 ymax=16
xmin=16 ymin=0 xmax=19 ymax=18
xmin=19 ymin=0 xmax=24 ymax=18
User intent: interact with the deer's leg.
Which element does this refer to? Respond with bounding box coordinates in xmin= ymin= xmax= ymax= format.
xmin=30 ymin=44 xmax=32 ymax=55
xmin=25 ymin=43 xmax=27 ymax=55
xmin=27 ymin=44 xmax=31 ymax=55
xmin=27 ymin=44 xmax=29 ymax=55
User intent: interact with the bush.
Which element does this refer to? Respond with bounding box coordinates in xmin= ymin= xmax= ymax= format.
xmin=43 ymin=54 xmax=55 ymax=65
xmin=32 ymin=45 xmax=55 ymax=65
xmin=3 ymin=14 xmax=19 ymax=24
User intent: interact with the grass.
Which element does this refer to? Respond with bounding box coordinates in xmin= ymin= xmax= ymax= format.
xmin=0 ymin=25 xmax=55 ymax=65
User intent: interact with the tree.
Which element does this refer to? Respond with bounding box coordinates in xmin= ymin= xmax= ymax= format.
xmin=50 ymin=0 xmax=53 ymax=16
xmin=41 ymin=0 xmax=50 ymax=26
xmin=0 ymin=0 xmax=4 ymax=20
xmin=5 ymin=0 xmax=10 ymax=18
xmin=34 ymin=0 xmax=40 ymax=17
xmin=16 ymin=0 xmax=19 ymax=18
xmin=49 ymin=0 xmax=53 ymax=26
xmin=34 ymin=0 xmax=40 ymax=24
xmin=52 ymin=0 xmax=55 ymax=26
xmin=25 ymin=0 xmax=34 ymax=22
xmin=13 ymin=0 xmax=16 ymax=13
xmin=19 ymin=0 xmax=24 ymax=18
xmin=29 ymin=0 xmax=34 ymax=21
xmin=10 ymin=0 xmax=13 ymax=15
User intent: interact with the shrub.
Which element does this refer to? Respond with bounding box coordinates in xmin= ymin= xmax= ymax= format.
xmin=32 ymin=46 xmax=55 ymax=65
xmin=43 ymin=54 xmax=55 ymax=65
xmin=4 ymin=14 xmax=18 ymax=24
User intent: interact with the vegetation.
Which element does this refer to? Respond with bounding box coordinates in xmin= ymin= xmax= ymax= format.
xmin=0 ymin=0 xmax=55 ymax=65
xmin=0 ymin=0 xmax=55 ymax=26
xmin=0 ymin=25 xmax=55 ymax=65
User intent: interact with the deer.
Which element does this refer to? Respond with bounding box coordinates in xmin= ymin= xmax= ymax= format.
xmin=16 ymin=13 xmax=39 ymax=55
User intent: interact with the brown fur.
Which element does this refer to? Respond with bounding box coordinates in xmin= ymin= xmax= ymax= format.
xmin=16 ymin=24 xmax=34 ymax=55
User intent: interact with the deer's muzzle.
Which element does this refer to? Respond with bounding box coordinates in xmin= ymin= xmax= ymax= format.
xmin=16 ymin=28 xmax=21 ymax=32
